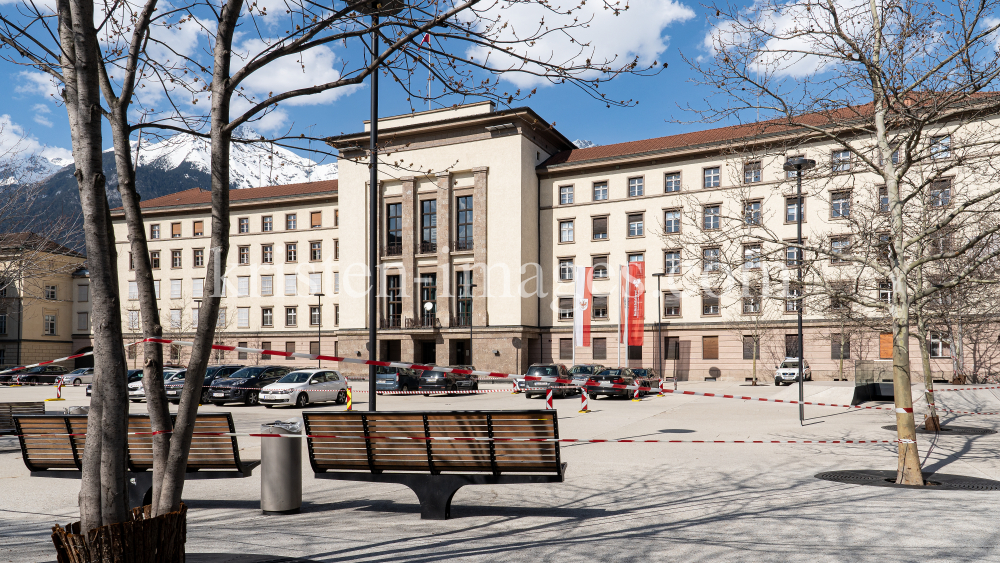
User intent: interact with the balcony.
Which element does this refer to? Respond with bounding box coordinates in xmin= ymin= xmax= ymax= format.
xmin=380 ymin=316 xmax=402 ymax=329
xmin=455 ymin=239 xmax=474 ymax=251
xmin=406 ymin=315 xmax=441 ymax=329
xmin=384 ymin=242 xmax=402 ymax=256
xmin=450 ymin=314 xmax=472 ymax=327
xmin=419 ymin=241 xmax=437 ymax=254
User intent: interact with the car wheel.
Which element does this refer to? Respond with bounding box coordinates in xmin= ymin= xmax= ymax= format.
xmin=201 ymin=390 xmax=212 ymax=403
xmin=73 ymin=378 xmax=82 ymax=386
xmin=336 ymin=390 xmax=347 ymax=404
xmin=450 ymin=384 xmax=459 ymax=395
xmin=246 ymin=391 xmax=260 ymax=406
xmin=589 ymin=392 xmax=598 ymax=400
xmin=473 ymin=382 xmax=479 ymax=391
xmin=774 ymin=380 xmax=780 ymax=386
xmin=296 ymin=393 xmax=309 ymax=408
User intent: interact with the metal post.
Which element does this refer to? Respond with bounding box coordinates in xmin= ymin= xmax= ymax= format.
xmin=469 ymin=283 xmax=477 ymax=365
xmin=315 ymin=293 xmax=324 ymax=367
xmin=368 ymin=14 xmax=379 ymax=411
xmin=797 ymin=169 xmax=804 ymax=424
xmin=652 ymin=273 xmax=665 ymax=384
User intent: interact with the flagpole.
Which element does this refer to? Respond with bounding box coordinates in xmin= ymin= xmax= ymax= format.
xmin=618 ymin=265 xmax=623 ymax=367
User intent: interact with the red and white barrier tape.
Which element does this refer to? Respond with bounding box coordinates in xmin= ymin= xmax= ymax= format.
xmin=0 ymin=351 xmax=94 ymax=375
xmin=927 ymin=403 xmax=1000 ymax=415
xmin=928 ymin=386 xmax=1000 ymax=393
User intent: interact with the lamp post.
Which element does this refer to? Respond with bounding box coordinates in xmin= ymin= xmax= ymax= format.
xmin=783 ymin=156 xmax=816 ymax=425
xmin=315 ymin=293 xmax=324 ymax=368
xmin=651 ymin=272 xmax=666 ymax=388
xmin=467 ymin=283 xmax=477 ymax=365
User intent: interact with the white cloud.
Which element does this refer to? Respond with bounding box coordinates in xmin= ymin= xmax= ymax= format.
xmin=229 ymin=97 xmax=290 ymax=134
xmin=31 ymin=103 xmax=54 ymax=127
xmin=467 ymin=1 xmax=695 ymax=88
xmin=0 ymin=114 xmax=73 ymax=164
xmin=235 ymin=39 xmax=363 ymax=107
xmin=17 ymin=71 xmax=60 ymax=100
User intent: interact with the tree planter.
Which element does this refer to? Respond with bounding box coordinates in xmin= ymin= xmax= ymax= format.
xmin=51 ymin=504 xmax=186 ymax=563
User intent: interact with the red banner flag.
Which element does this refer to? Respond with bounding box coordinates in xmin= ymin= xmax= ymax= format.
xmin=627 ymin=261 xmax=645 ymax=346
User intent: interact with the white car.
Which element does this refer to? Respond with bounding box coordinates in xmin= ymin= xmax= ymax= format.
xmin=59 ymin=368 xmax=95 ymax=386
xmin=128 ymin=369 xmax=184 ymax=402
xmin=774 ymin=358 xmax=812 ymax=385
xmin=260 ymin=369 xmax=348 ymax=408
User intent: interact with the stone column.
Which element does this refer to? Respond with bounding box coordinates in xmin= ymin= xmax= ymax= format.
xmin=401 ymin=177 xmax=416 ymax=322
xmin=435 ymin=172 xmax=452 ymax=327
xmin=472 ymin=167 xmax=489 ymax=326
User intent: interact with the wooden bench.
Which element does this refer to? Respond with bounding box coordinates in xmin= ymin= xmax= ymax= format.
xmin=14 ymin=412 xmax=259 ymax=507
xmin=304 ymin=410 xmax=567 ymax=519
xmin=0 ymin=401 xmax=45 ymax=434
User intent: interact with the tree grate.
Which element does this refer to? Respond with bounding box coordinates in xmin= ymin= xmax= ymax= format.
xmin=816 ymin=470 xmax=1000 ymax=491
xmin=882 ymin=424 xmax=997 ymax=435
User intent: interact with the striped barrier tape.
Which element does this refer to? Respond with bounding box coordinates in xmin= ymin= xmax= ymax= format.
xmin=927 ymin=403 xmax=1000 ymax=415
xmin=0 ymin=351 xmax=95 ymax=376
xmin=928 ymin=386 xmax=1000 ymax=393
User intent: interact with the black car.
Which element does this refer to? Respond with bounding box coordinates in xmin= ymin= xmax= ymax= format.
xmin=568 ymin=364 xmax=606 ymax=393
xmin=418 ymin=365 xmax=478 ymax=395
xmin=11 ymin=365 xmax=71 ymax=385
xmin=523 ymin=364 xmax=573 ymax=399
xmin=375 ymin=366 xmax=422 ymax=393
xmin=585 ymin=367 xmax=640 ymax=399
xmin=208 ymin=366 xmax=291 ymax=406
xmin=165 ymin=364 xmax=244 ymax=404
xmin=88 ymin=369 xmax=142 ymax=397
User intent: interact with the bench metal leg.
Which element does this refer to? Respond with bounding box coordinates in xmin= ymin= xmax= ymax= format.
xmin=128 ymin=472 xmax=153 ymax=509
xmin=400 ymin=475 xmax=466 ymax=520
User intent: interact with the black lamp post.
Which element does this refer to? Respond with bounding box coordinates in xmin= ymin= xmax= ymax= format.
xmin=467 ymin=283 xmax=477 ymax=365
xmin=783 ymin=156 xmax=816 ymax=425
xmin=315 ymin=293 xmax=324 ymax=368
xmin=651 ymin=272 xmax=666 ymax=387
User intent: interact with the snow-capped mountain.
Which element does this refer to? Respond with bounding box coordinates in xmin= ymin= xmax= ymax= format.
xmin=573 ymin=139 xmax=597 ymax=149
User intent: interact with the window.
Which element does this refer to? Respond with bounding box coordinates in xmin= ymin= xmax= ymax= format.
xmin=628 ymin=253 xmax=644 ymax=263
xmin=286 ymin=214 xmax=297 ymax=230
xmin=237 ymin=307 xmax=250 ymax=328
xmin=309 ymin=273 xmax=322 ymax=295
xmin=930 ymin=333 xmax=951 ymax=357
xmin=386 ymin=275 xmax=402 ymax=327
xmin=238 ymin=217 xmax=249 ymax=233
xmin=743 ymin=245 xmax=761 ymax=270
xmin=150 ymin=224 xmax=160 ymax=239
xmin=743 ymin=336 xmax=761 ymax=360
xmin=129 ymin=252 xmax=134 ymax=270
xmin=261 ymin=341 xmax=272 ymax=359
xmin=879 ymin=187 xmax=889 ymax=213
xmin=559 ymin=220 xmax=574 ymax=243
xmin=830 ymin=287 xmax=850 ymax=311
xmin=262 ymin=244 xmax=273 ymax=263
xmin=238 ymin=342 xmax=248 ymax=360
xmin=420 ymin=200 xmax=437 ymax=252
xmin=663 ymin=291 xmax=680 ymax=316
xmin=593 ymin=256 xmax=608 ymax=279
xmin=930 ymin=135 xmax=951 ymax=159
xmin=0 ymin=314 xmax=6 ymax=334
xmin=628 ymin=177 xmax=644 ymax=197
xmin=559 ymin=259 xmax=574 ymax=281
xmin=311 ymin=211 xmax=322 ymax=228
xmin=593 ymin=338 xmax=607 ymax=360
xmin=45 ymin=285 xmax=57 ymax=300
xmin=456 ymin=271 xmax=473 ymax=324
xmin=334 ymin=239 xmax=340 ymax=260
xmin=310 ymin=241 xmax=322 ymax=261
xmin=831 ymin=150 xmax=851 ymax=172
xmin=193 ymin=278 xmax=204 ymax=298
xmin=193 ymin=248 xmax=204 ymax=267
xmin=704 ymin=167 xmax=720 ymax=188
xmin=128 ymin=281 xmax=138 ymax=300
xmin=171 ymin=223 xmax=181 ymax=238
xmin=703 ymin=336 xmax=719 ymax=360
xmin=310 ymin=306 xmax=321 ymax=326
xmin=77 ymin=312 xmax=89 ymax=332
xmin=216 ymin=308 xmax=226 ymax=328
xmin=285 ymin=307 xmax=297 ymax=326
xmin=238 ymin=246 xmax=249 ymax=265
xmin=785 ymin=197 xmax=803 ymax=222
xmin=192 ymin=307 xmax=199 ymax=326
xmin=171 ymin=250 xmax=182 ymax=268
xmin=559 ymin=186 xmax=574 ymax=204
xmin=127 ymin=310 xmax=139 ymax=330
xmin=665 ymin=172 xmax=681 ymax=193
xmin=930 ymin=180 xmax=951 ymax=207
xmin=237 ymin=276 xmax=250 ymax=296
xmin=831 ymin=334 xmax=850 ymax=360
xmin=703 ymin=205 xmax=720 ymax=230
xmin=831 ymin=237 xmax=850 ymax=263
xmin=785 ymin=334 xmax=801 ymax=357
xmin=627 ymin=214 xmax=644 ymax=237
xmin=878 ymin=280 xmax=893 ymax=303
xmin=169 ymin=309 xmax=181 ymax=329
xmin=664 ymin=250 xmax=681 ymax=275
xmin=744 ymin=201 xmax=761 ymax=225
xmin=153 ymin=280 xmax=160 ymax=299
xmin=457 ymin=196 xmax=473 ymax=250
xmin=558 ymin=297 xmax=574 ymax=320
xmin=558 ymin=338 xmax=572 ymax=359
xmin=335 ymin=305 xmax=340 ymax=326
xmin=333 ymin=272 xmax=340 ymax=293
xmin=193 ymin=221 xmax=204 ymax=237
xmin=150 ymin=251 xmax=160 ymax=269
xmin=286 ymin=243 xmax=297 ymax=262
xmin=831 ymin=191 xmax=850 ymax=218
xmin=262 ymin=307 xmax=274 ymax=327
xmin=386 ymin=202 xmax=403 ymax=254
xmin=593 ymin=182 xmax=608 ymax=201
xmin=664 ymin=209 xmax=681 ymax=234
xmin=702 ymin=290 xmax=720 ymax=315
xmin=285 ymin=274 xmax=297 ymax=296
xmin=420 ymin=273 xmax=437 ymax=323
xmin=77 ymin=285 xmax=88 ymax=302
xmin=592 ymin=295 xmax=608 ymax=319
xmin=262 ymin=216 xmax=273 ymax=232
xmin=592 ymin=216 xmax=608 ymax=240
xmin=702 ymin=248 xmax=720 ymax=272
xmin=261 ymin=275 xmax=273 ymax=296
xmin=743 ymin=160 xmax=762 ymax=184
xmin=786 ymin=284 xmax=802 ymax=312
xmin=786 ymin=246 xmax=802 ymax=267
xmin=743 ymin=285 xmax=761 ymax=314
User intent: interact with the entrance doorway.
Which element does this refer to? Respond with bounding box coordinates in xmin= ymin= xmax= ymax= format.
xmin=419 ymin=341 xmax=437 ymax=365
xmin=453 ymin=340 xmax=472 ymax=365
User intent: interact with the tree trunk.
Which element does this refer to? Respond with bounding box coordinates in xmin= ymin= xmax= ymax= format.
xmin=51 ymin=503 xmax=187 ymax=563
xmin=891 ymin=285 xmax=924 ymax=485
xmin=915 ymin=313 xmax=940 ymax=431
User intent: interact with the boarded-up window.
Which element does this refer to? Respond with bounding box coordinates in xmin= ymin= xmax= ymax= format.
xmin=559 ymin=338 xmax=572 ymax=359
xmin=286 ymin=342 xmax=296 ymax=354
xmin=831 ymin=334 xmax=851 ymax=360
xmin=311 ymin=211 xmax=322 ymax=228
xmin=593 ymin=338 xmax=607 ymax=360
xmin=785 ymin=334 xmax=800 ymax=357
xmin=261 ymin=342 xmax=271 ymax=360
xmin=703 ymin=336 xmax=719 ymax=360
xmin=742 ymin=336 xmax=760 ymax=360
xmin=193 ymin=221 xmax=204 ymax=236
xmin=310 ymin=341 xmax=320 ymax=355
xmin=171 ymin=223 xmax=181 ymax=238
xmin=879 ymin=333 xmax=893 ymax=359
xmin=628 ymin=345 xmax=642 ymax=360
xmin=237 ymin=342 xmax=248 ymax=360
xmin=665 ymin=337 xmax=680 ymax=360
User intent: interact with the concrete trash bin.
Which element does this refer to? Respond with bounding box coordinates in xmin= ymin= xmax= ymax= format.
xmin=260 ymin=418 xmax=303 ymax=514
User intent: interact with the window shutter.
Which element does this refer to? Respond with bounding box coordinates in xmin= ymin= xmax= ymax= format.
xmin=879 ymin=333 xmax=893 ymax=359
xmin=193 ymin=221 xmax=203 ymax=235
xmin=171 ymin=223 xmax=181 ymax=237
xmin=785 ymin=334 xmax=800 ymax=357
xmin=743 ymin=336 xmax=759 ymax=360
xmin=665 ymin=337 xmax=680 ymax=360
xmin=703 ymin=336 xmax=719 ymax=360
xmin=311 ymin=211 xmax=321 ymax=228
xmin=593 ymin=338 xmax=606 ymax=360
xmin=593 ymin=216 xmax=607 ymax=236
xmin=559 ymin=338 xmax=572 ymax=360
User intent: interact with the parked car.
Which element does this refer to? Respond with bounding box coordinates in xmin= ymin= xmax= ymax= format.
xmin=260 ymin=369 xmax=349 ymax=407
xmin=128 ymin=369 xmax=185 ymax=402
xmin=165 ymin=364 xmax=244 ymax=404
xmin=630 ymin=368 xmax=659 ymax=392
xmin=12 ymin=365 xmax=71 ymax=385
xmin=375 ymin=366 xmax=422 ymax=393
xmin=209 ymin=366 xmax=291 ymax=406
xmin=58 ymin=368 xmax=95 ymax=386
xmin=774 ymin=358 xmax=812 ymax=385
xmin=418 ymin=365 xmax=478 ymax=395
xmin=88 ymin=369 xmax=142 ymax=397
xmin=569 ymin=364 xmax=606 ymax=392
xmin=585 ymin=367 xmax=639 ymax=399
xmin=523 ymin=364 xmax=573 ymax=399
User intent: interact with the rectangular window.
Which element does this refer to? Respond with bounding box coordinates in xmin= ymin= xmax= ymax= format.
xmin=45 ymin=285 xmax=57 ymax=300
xmin=0 ymin=314 xmax=6 ymax=334
xmin=743 ymin=336 xmax=761 ymax=360
xmin=193 ymin=220 xmax=204 ymax=237
xmin=237 ymin=307 xmax=250 ymax=328
xmin=703 ymin=167 xmax=720 ymax=188
xmin=593 ymin=256 xmax=608 ymax=279
xmin=930 ymin=180 xmax=951 ymax=207
xmin=785 ymin=197 xmax=803 ymax=223
xmin=285 ymin=307 xmax=297 ymax=326
xmin=129 ymin=252 xmax=134 ymax=270
xmin=593 ymin=182 xmax=608 ymax=201
xmin=593 ymin=338 xmax=607 ymax=360
xmin=559 ymin=338 xmax=572 ymax=359
xmin=261 ymin=341 xmax=272 ymax=360
xmin=559 ymin=185 xmax=574 ymax=205
xmin=786 ymin=284 xmax=802 ymax=312
xmin=128 ymin=281 xmax=138 ymax=300
xmin=744 ymin=201 xmax=761 ymax=225
xmin=310 ymin=306 xmax=321 ymax=326
xmin=262 ymin=216 xmax=273 ymax=232
xmin=171 ymin=250 xmax=182 ymax=268
xmin=193 ymin=248 xmax=204 ymax=267
xmin=334 ymin=239 xmax=340 ymax=260
xmin=559 ymin=220 xmax=574 ymax=243
xmin=879 ymin=333 xmax=893 ymax=359
xmin=664 ymin=251 xmax=681 ymax=275
xmin=238 ymin=342 xmax=248 ymax=360
xmin=127 ymin=311 xmax=139 ymax=330
xmin=831 ymin=150 xmax=851 ymax=172
xmin=150 ymin=224 xmax=160 ymax=239
xmin=311 ymin=211 xmax=322 ymax=228
xmin=831 ymin=191 xmax=851 ymax=218
xmin=743 ymin=245 xmax=761 ymax=270
xmin=558 ymin=297 xmax=574 ymax=320
xmin=153 ymin=280 xmax=161 ymax=299
xmin=456 ymin=271 xmax=473 ymax=324
xmin=192 ymin=307 xmax=199 ymax=327
xmin=238 ymin=217 xmax=249 ymax=233
xmin=456 ymin=196 xmax=474 ymax=250
xmin=286 ymin=214 xmax=297 ymax=230
xmin=831 ymin=334 xmax=850 ymax=360
xmin=879 ymin=187 xmax=889 ymax=213
xmin=743 ymin=160 xmax=762 ymax=184
xmin=261 ymin=275 xmax=273 ymax=296
xmin=309 ymin=273 xmax=322 ymax=295
xmin=786 ymin=155 xmax=805 ymax=178
xmin=386 ymin=275 xmax=402 ymax=327
xmin=171 ymin=223 xmax=181 ymax=238
xmin=628 ymin=177 xmax=644 ymax=197
xmin=216 ymin=308 xmax=226 ymax=328
xmin=786 ymin=246 xmax=802 ymax=267
xmin=285 ymin=274 xmax=297 ymax=296
xmin=77 ymin=312 xmax=89 ymax=332
xmin=663 ymin=291 xmax=681 ymax=316
xmin=930 ymin=135 xmax=951 ymax=159
xmin=77 ymin=285 xmax=89 ymax=302
xmin=169 ymin=309 xmax=181 ymax=329
xmin=310 ymin=241 xmax=322 ymax=261
xmin=334 ymin=209 xmax=339 ymax=227
xmin=262 ymin=244 xmax=273 ymax=263
xmin=559 ymin=259 xmax=574 ymax=281
xmin=930 ymin=333 xmax=951 ymax=357
xmin=592 ymin=216 xmax=608 ymax=240
xmin=665 ymin=172 xmax=681 ymax=193
xmin=333 ymin=272 xmax=340 ymax=293
xmin=150 ymin=251 xmax=160 ymax=269
xmin=664 ymin=209 xmax=681 ymax=233
xmin=879 ymin=281 xmax=893 ymax=303
xmin=743 ymin=285 xmax=761 ymax=314
xmin=421 ymin=200 xmax=437 ymax=252
xmin=286 ymin=243 xmax=297 ymax=262
xmin=786 ymin=334 xmax=801 ymax=358
xmin=286 ymin=342 xmax=296 ymax=355
xmin=702 ymin=291 xmax=720 ymax=315
xmin=238 ymin=246 xmax=249 ymax=265
xmin=335 ymin=305 xmax=340 ymax=326
xmin=237 ymin=276 xmax=250 ymax=296
xmin=703 ymin=336 xmax=719 ymax=360
xmin=703 ymin=205 xmax=720 ymax=230
xmin=386 ymin=202 xmax=402 ymax=255
xmin=831 ymin=237 xmax=850 ymax=263
xmin=592 ymin=295 xmax=608 ymax=319
xmin=420 ymin=273 xmax=437 ymax=324
xmin=262 ymin=308 xmax=274 ymax=327
xmin=628 ymin=253 xmax=644 ymax=263
xmin=193 ymin=278 xmax=204 ymax=298
xmin=702 ymin=248 xmax=720 ymax=272
xmin=627 ymin=214 xmax=644 ymax=237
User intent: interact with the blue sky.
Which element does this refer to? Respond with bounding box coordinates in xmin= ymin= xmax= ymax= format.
xmin=3 ymin=2 xmax=722 ymax=163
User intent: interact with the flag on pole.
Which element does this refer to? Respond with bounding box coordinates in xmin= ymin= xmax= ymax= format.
xmin=627 ymin=261 xmax=645 ymax=346
xmin=574 ymin=266 xmax=593 ymax=347
xmin=419 ymin=33 xmax=431 ymax=48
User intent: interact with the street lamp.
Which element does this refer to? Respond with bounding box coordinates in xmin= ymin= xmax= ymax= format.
xmin=315 ymin=293 xmax=325 ymax=368
xmin=783 ymin=156 xmax=816 ymax=425
xmin=651 ymin=272 xmax=667 ymax=390
xmin=467 ymin=283 xmax=477 ymax=365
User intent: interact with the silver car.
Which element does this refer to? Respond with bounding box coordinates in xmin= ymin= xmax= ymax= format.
xmin=774 ymin=359 xmax=812 ymax=385
xmin=58 ymin=368 xmax=95 ymax=386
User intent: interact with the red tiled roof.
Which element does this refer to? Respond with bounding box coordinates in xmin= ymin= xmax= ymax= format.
xmin=136 ymin=179 xmax=338 ymax=209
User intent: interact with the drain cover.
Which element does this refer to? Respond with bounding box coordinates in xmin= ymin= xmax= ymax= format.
xmin=816 ymin=470 xmax=1000 ymax=490
xmin=882 ymin=425 xmax=997 ymax=435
